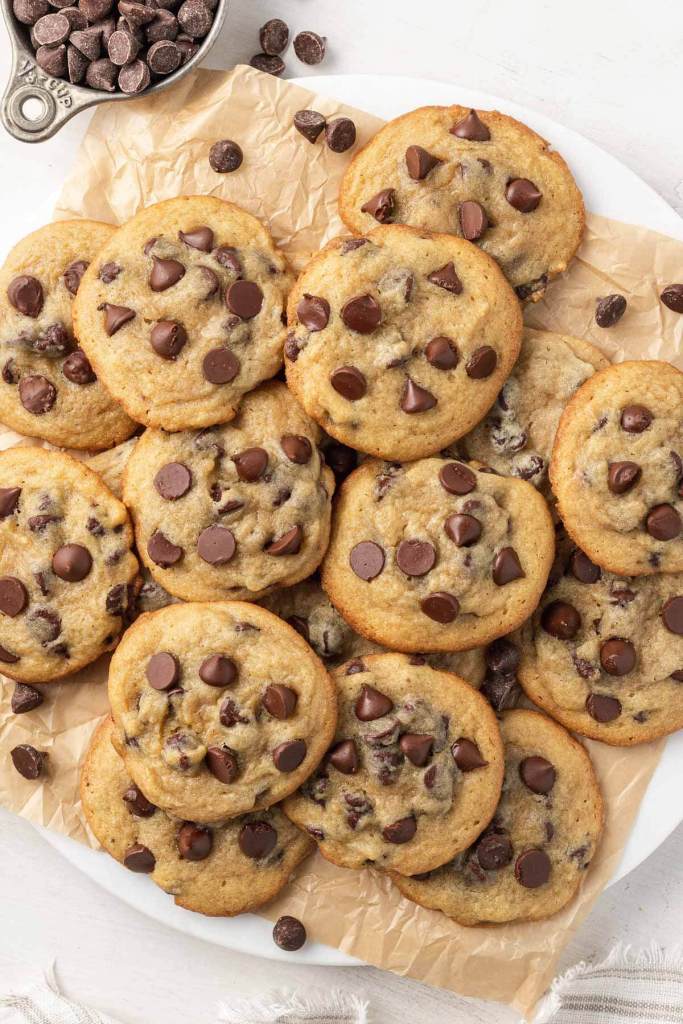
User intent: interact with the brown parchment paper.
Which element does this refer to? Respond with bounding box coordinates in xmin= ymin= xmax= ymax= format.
xmin=1 ymin=64 xmax=682 ymax=1019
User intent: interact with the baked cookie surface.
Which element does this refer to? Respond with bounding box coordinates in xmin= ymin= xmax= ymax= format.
xmin=518 ymin=542 xmax=683 ymax=744
xmin=339 ymin=105 xmax=584 ymax=300
xmin=285 ymin=225 xmax=522 ymax=461
xmin=461 ymin=328 xmax=609 ymax=491
xmin=0 ymin=446 xmax=138 ymax=683
xmin=108 ymin=601 xmax=337 ymax=822
xmin=123 ymin=382 xmax=335 ymax=603
xmin=550 ymin=361 xmax=683 ymax=575
xmin=321 ymin=458 xmax=554 ymax=652
xmin=392 ymin=709 xmax=603 ymax=924
xmin=81 ymin=718 xmax=313 ymax=917
xmin=73 ymin=196 xmax=293 ymax=431
xmin=283 ymin=653 xmax=504 ymax=875
xmin=0 ymin=220 xmax=136 ymax=450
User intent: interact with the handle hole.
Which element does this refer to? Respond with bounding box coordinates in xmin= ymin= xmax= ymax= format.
xmin=20 ymin=95 xmax=47 ymax=123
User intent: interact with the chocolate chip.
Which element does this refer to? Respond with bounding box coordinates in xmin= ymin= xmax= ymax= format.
xmin=147 ymin=36 xmax=182 ymax=72
xmin=608 ymin=461 xmax=641 ymax=495
xmin=361 ymin=189 xmax=395 ymax=223
xmin=12 ymin=0 xmax=49 ymax=24
xmin=595 ymin=294 xmax=627 ymax=327
xmin=206 ymin=744 xmax=238 ymax=783
xmin=324 ymin=116 xmax=356 ymax=153
xmin=420 ymin=591 xmax=459 ymax=623
xmin=63 ymin=259 xmax=89 ymax=296
xmin=176 ymin=0 xmax=210 ymax=36
xmin=85 ymin=57 xmax=118 ymax=91
xmin=646 ymin=504 xmax=681 ymax=541
xmin=99 ymin=262 xmax=121 ymax=284
xmin=273 ymin=916 xmax=306 ymax=952
xmin=600 ymin=638 xmax=636 ymax=676
xmin=238 ymin=820 xmax=276 ymax=859
xmin=265 ymin=525 xmax=303 ymax=556
xmin=262 ymin=684 xmax=298 ymax=720
xmin=439 ymin=461 xmax=476 ymax=494
xmin=331 ymin=365 xmax=367 ymax=400
xmin=149 ymin=257 xmax=185 ymax=292
xmin=450 ymin=108 xmax=490 ymax=141
xmin=477 ymin=831 xmax=513 ymax=870
xmin=249 ymin=53 xmax=285 ymax=76
xmin=459 ymin=200 xmax=488 ymax=241
xmin=294 ymin=109 xmax=326 ymax=143
xmin=382 ymin=815 xmax=416 ymax=844
xmin=427 ymin=262 xmax=462 ymax=294
xmin=146 ymin=651 xmax=179 ymax=690
xmin=444 ymin=512 xmax=481 ymax=547
xmin=400 ymin=377 xmax=437 ymax=414
xmin=661 ymin=284 xmax=683 ymax=313
xmin=208 ymin=138 xmax=243 ymax=172
xmin=570 ymin=549 xmax=601 ymax=584
xmin=147 ymin=530 xmax=183 ymax=567
xmin=219 ymin=698 xmax=247 ymax=728
xmin=152 ymin=461 xmax=191 ymax=500
xmin=233 ymin=447 xmax=268 ymax=482
xmin=399 ymin=733 xmax=433 ymax=767
xmin=485 ymin=637 xmax=520 ymax=674
xmin=226 ymin=280 xmax=263 ymax=320
xmin=405 ymin=145 xmax=441 ymax=180
xmin=620 ymin=404 xmax=652 ymax=433
xmin=586 ymin=693 xmax=621 ymax=723
xmin=293 ymin=29 xmax=326 ymax=65
xmin=492 ymin=547 xmax=524 ymax=587
xmin=541 ymin=600 xmax=581 ymax=639
xmin=52 ymin=544 xmax=91 ymax=582
xmin=124 ymin=844 xmax=155 ymax=873
xmin=466 ymin=345 xmax=497 ymax=379
xmin=355 ymin=684 xmax=393 ymax=721
xmin=349 ymin=540 xmax=384 ymax=581
xmin=203 ymin=346 xmax=241 ymax=386
xmin=100 ymin=302 xmax=135 ymax=336
xmin=328 ymin=739 xmax=359 ymax=774
xmin=515 ymin=848 xmax=550 ymax=888
xmin=340 ymin=293 xmax=381 ymax=334
xmin=213 ymin=247 xmax=242 ymax=274
xmin=66 ymin=42 xmax=88 ymax=82
xmin=33 ymin=11 xmax=69 ymax=44
xmin=62 ymin=349 xmax=96 ymax=385
xmin=8 ymin=275 xmax=43 ymax=317
xmin=297 ymin=294 xmax=330 ymax=332
xmin=519 ymin=756 xmax=556 ymax=794
xmin=107 ymin=28 xmax=139 ymax=64
xmin=424 ymin=336 xmax=459 ymax=370
xmin=27 ymin=608 xmax=61 ymax=644
xmin=69 ymin=25 xmax=102 ymax=60
xmin=451 ymin=737 xmax=487 ymax=771
xmin=197 ymin=525 xmax=236 ymax=564
xmin=273 ymin=739 xmax=306 ymax=772
xmin=174 ymin=822 xmax=213 ymax=862
xmin=662 ymin=596 xmax=683 ymax=635
xmin=281 ymin=434 xmax=312 ymax=464
xmin=11 ymin=683 xmax=43 ymax=715
xmin=199 ymin=654 xmax=237 ymax=686
xmin=259 ymin=17 xmax=288 ymax=54
xmin=506 ymin=178 xmax=542 ymax=212
xmin=11 ymin=744 xmax=47 ymax=780
xmin=0 ymin=487 xmax=21 ymax=519
xmin=396 ymin=539 xmax=436 ymax=576
xmin=0 ymin=642 xmax=19 ymax=664
xmin=122 ymin=784 xmax=156 ymax=817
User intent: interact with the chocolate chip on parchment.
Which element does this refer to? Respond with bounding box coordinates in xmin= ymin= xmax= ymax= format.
xmin=505 ymin=178 xmax=542 ymax=212
xmin=239 ymin=820 xmax=277 ymax=859
xmin=450 ymin=108 xmax=490 ymax=141
xmin=293 ymin=29 xmax=326 ymax=65
xmin=150 ymin=320 xmax=187 ymax=359
xmin=11 ymin=744 xmax=47 ymax=780
xmin=294 ymin=109 xmax=326 ymax=144
xmin=325 ymin=116 xmax=356 ymax=153
xmin=405 ymin=145 xmax=441 ymax=180
xmin=361 ymin=188 xmax=395 ymax=223
xmin=459 ymin=200 xmax=488 ymax=241
xmin=8 ymin=275 xmax=43 ymax=317
xmin=259 ymin=17 xmax=289 ymax=54
xmin=595 ymin=294 xmax=627 ymax=327
xmin=19 ymin=375 xmax=56 ymax=414
xmin=11 ymin=683 xmax=43 ymax=715
xmin=660 ymin=284 xmax=683 ymax=313
xmin=586 ymin=692 xmax=621 ymax=723
xmin=349 ymin=540 xmax=384 ymax=581
xmin=273 ymin=916 xmax=306 ymax=952
xmin=250 ymin=52 xmax=285 ymax=76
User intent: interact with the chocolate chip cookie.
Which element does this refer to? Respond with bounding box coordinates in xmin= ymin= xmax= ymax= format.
xmin=82 ymin=718 xmax=314 ymax=916
xmin=260 ymin=575 xmax=488 ymax=685
xmin=518 ymin=543 xmax=683 ymax=744
xmin=284 ymin=225 xmax=522 ymax=461
xmin=321 ymin=458 xmax=555 ymax=652
xmin=0 ymin=220 xmax=136 ymax=450
xmin=283 ymin=653 xmax=504 ymax=875
xmin=0 ymin=446 xmax=138 ymax=682
xmin=550 ymin=361 xmax=683 ymax=575
xmin=339 ymin=105 xmax=584 ymax=301
xmin=123 ymin=382 xmax=335 ymax=602
xmin=392 ymin=709 xmax=603 ymax=924
xmin=108 ymin=601 xmax=337 ymax=822
xmin=73 ymin=196 xmax=293 ymax=431
xmin=460 ymin=329 xmax=609 ymax=491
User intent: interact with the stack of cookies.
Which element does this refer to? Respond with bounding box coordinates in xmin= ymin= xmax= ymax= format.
xmin=2 ymin=100 xmax=681 ymax=933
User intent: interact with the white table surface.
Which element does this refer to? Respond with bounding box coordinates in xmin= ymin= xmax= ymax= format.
xmin=1 ymin=2 xmax=682 ymax=1021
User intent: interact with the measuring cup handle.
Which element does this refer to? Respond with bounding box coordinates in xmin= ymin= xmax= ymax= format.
xmin=1 ymin=47 xmax=96 ymax=143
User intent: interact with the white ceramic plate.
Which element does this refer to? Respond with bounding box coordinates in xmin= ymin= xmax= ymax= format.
xmin=40 ymin=74 xmax=683 ymax=967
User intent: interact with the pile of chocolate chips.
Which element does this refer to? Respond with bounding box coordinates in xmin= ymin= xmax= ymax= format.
xmin=12 ymin=0 xmax=219 ymax=94
xmin=249 ymin=17 xmax=326 ymax=77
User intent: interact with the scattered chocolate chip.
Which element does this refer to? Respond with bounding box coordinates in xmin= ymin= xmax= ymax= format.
xmin=361 ymin=189 xmax=395 ymax=223
xmin=147 ymin=530 xmax=183 ymax=567
xmin=520 ymin=756 xmax=556 ymax=794
xmin=451 ymin=737 xmax=487 ymax=771
xmin=586 ymin=692 xmax=621 ymax=723
xmin=197 ymin=525 xmax=236 ymax=564
xmin=259 ymin=17 xmax=288 ymax=54
xmin=466 ymin=345 xmax=497 ymax=379
xmin=206 ymin=744 xmax=238 ymax=783
xmin=262 ymin=684 xmax=298 ymax=720
xmin=355 ymin=684 xmax=393 ymax=721
xmin=600 ymin=638 xmax=635 ymax=676
xmin=492 ymin=547 xmax=524 ymax=586
xmin=11 ymin=683 xmax=43 ymax=715
xmin=608 ymin=461 xmax=641 ymax=494
xmin=250 ymin=52 xmax=285 ymax=76
xmin=620 ymin=404 xmax=652 ymax=433
xmin=425 ymin=336 xmax=458 ymax=370
xmin=396 ymin=539 xmax=436 ymax=576
xmin=293 ymin=29 xmax=326 ymax=65
xmin=595 ymin=294 xmax=627 ymax=327
xmin=122 ymin=784 xmax=156 ymax=817
xmin=400 ymin=377 xmax=437 ymax=414
xmin=506 ymin=178 xmax=542 ymax=212
xmin=405 ymin=145 xmax=441 ymax=180
xmin=421 ymin=591 xmax=459 ymax=623
xmin=331 ymin=365 xmax=367 ymax=400
xmin=325 ymin=117 xmax=356 ymax=153
xmin=52 ymin=544 xmax=92 ymax=582
xmin=450 ymin=108 xmax=490 ymax=141
xmin=660 ymin=284 xmax=683 ymax=313
xmin=477 ymin=830 xmax=513 ymax=870
xmin=297 ymin=294 xmax=330 ymax=332
xmin=239 ymin=820 xmax=276 ymax=859
xmin=382 ymin=816 xmax=416 ymax=844
xmin=294 ymin=109 xmax=326 ymax=143
xmin=349 ymin=540 xmax=384 ymax=581
xmin=199 ymin=654 xmax=237 ymax=686
xmin=646 ymin=504 xmax=681 ymax=541
xmin=541 ymin=600 xmax=581 ymax=639
xmin=209 ymin=138 xmax=243 ymax=174
xmin=273 ymin=739 xmax=306 ymax=772
xmin=459 ymin=200 xmax=488 ymax=241
xmin=515 ymin=848 xmax=550 ymax=888
xmin=273 ymin=915 xmax=306 ymax=951
xmin=328 ymin=739 xmax=358 ymax=774
xmin=570 ymin=549 xmax=601 ymax=584
xmin=11 ymin=744 xmax=47 ymax=780
xmin=233 ymin=446 xmax=268 ymax=482
xmin=427 ymin=262 xmax=462 ymax=294
xmin=124 ymin=843 xmax=155 ymax=873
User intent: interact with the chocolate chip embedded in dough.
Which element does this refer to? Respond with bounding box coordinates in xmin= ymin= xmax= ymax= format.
xmin=396 ymin=539 xmax=436 ymax=576
xmin=427 ymin=262 xmax=462 ymax=294
xmin=451 ymin=737 xmax=487 ymax=771
xmin=382 ymin=816 xmax=416 ymax=844
xmin=52 ymin=543 xmax=92 ymax=582
xmin=439 ymin=461 xmax=476 ymax=494
xmin=262 ymin=684 xmax=298 ymax=720
xmin=272 ymin=739 xmax=306 ymax=772
xmin=607 ymin=461 xmax=641 ymax=494
xmin=620 ymin=404 xmax=652 ymax=433
xmin=646 ymin=504 xmax=681 ymax=541
xmin=420 ymin=592 xmax=459 ymax=623
xmin=519 ymin=756 xmax=556 ymax=794
xmin=541 ymin=600 xmax=581 ymax=639
xmin=450 ymin=108 xmax=490 ymax=141
xmin=340 ymin=293 xmax=381 ymax=333
xmin=297 ymin=294 xmax=330 ymax=332
xmin=265 ymin=525 xmax=303 ymax=556
xmin=466 ymin=345 xmax=497 ymax=379
xmin=586 ymin=693 xmax=622 ymax=722
xmin=197 ymin=525 xmax=236 ymax=565
xmin=63 ymin=349 xmax=96 ymax=385
xmin=405 ymin=145 xmax=441 ymax=180
xmin=425 ymin=336 xmax=458 ymax=369
xmin=149 ymin=257 xmax=185 ymax=292
xmin=147 ymin=530 xmax=183 ymax=567
xmin=146 ymin=651 xmax=180 ymax=690
xmin=400 ymin=377 xmax=437 ymax=414
xmin=492 ymin=547 xmax=524 ymax=586
xmin=177 ymin=823 xmax=213 ymax=861
xmin=330 ymin=365 xmax=367 ymax=400
xmin=328 ymin=739 xmax=359 ymax=774
xmin=100 ymin=302 xmax=135 ymax=335
xmin=514 ymin=848 xmax=550 ymax=888
xmin=8 ymin=275 xmax=43 ymax=317
xmin=459 ymin=200 xmax=488 ymax=241
xmin=154 ymin=462 xmax=192 ymax=499
xmin=505 ymin=178 xmax=542 ymax=213
xmin=202 ymin=348 xmax=239 ymax=384
xmin=349 ymin=541 xmax=384 ymax=581
xmin=599 ymin=637 xmax=636 ymax=676
xmin=360 ymin=189 xmax=395 ymax=223
xmin=238 ymin=820 xmax=277 ymax=858
xmin=355 ymin=684 xmax=393 ymax=721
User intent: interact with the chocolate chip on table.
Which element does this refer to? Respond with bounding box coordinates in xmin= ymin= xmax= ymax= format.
xmin=273 ymin=739 xmax=306 ymax=772
xmin=349 ymin=540 xmax=385 ymax=581
xmin=662 ymin=596 xmax=683 ymax=635
xmin=427 ymin=262 xmax=462 ymax=294
xmin=660 ymin=284 xmax=683 ymax=313
xmin=259 ymin=17 xmax=288 ymax=55
xmin=519 ymin=756 xmax=556 ymax=794
xmin=541 ymin=600 xmax=581 ymax=639
xmin=570 ymin=549 xmax=601 ymax=584
xmin=8 ymin=275 xmax=43 ymax=317
xmin=154 ymin=461 xmax=192 ymax=499
xmin=123 ymin=783 xmax=156 ymax=817
xmin=425 ymin=336 xmax=458 ymax=370
xmin=197 ymin=524 xmax=236 ymax=564
xmin=147 ymin=530 xmax=183 ymax=567
xmin=459 ymin=201 xmax=488 ymax=241
xmin=361 ymin=188 xmax=395 ymax=223
xmin=11 ymin=744 xmax=47 ymax=780
xmin=250 ymin=53 xmax=285 ymax=76
xmin=595 ymin=294 xmax=627 ymax=328
xmin=405 ymin=145 xmax=441 ymax=180
xmin=178 ymin=822 xmax=213 ymax=861
xmin=439 ymin=461 xmax=476 ymax=495
xmin=396 ymin=539 xmax=436 ymax=576
xmin=124 ymin=843 xmax=156 ymax=873
xmin=265 ymin=525 xmax=303 ymax=556
xmin=262 ymin=684 xmax=298 ymax=720
xmin=355 ymin=684 xmax=393 ymax=721
xmin=150 ymin=320 xmax=187 ymax=360
xmin=273 ymin=915 xmax=306 ymax=952
xmin=646 ymin=504 xmax=681 ymax=541
xmin=382 ymin=815 xmax=416 ymax=844
xmin=293 ymin=30 xmax=326 ymax=65
xmin=239 ymin=820 xmax=277 ymax=859
xmin=325 ymin=117 xmax=356 ymax=153
xmin=586 ymin=692 xmax=621 ymax=723
xmin=331 ymin=365 xmax=367 ymax=400
xmin=450 ymin=108 xmax=490 ymax=141
xmin=11 ymin=683 xmax=43 ymax=715
xmin=0 ymin=577 xmax=28 ymax=617
xmin=294 ymin=110 xmax=326 ymax=144
xmin=328 ymin=739 xmax=359 ymax=774
xmin=466 ymin=345 xmax=497 ymax=379
xmin=297 ymin=294 xmax=330 ymax=332
xmin=505 ymin=178 xmax=542 ymax=213
xmin=202 ymin=348 xmax=239 ymax=384
xmin=206 ymin=744 xmax=239 ymax=783
xmin=515 ymin=848 xmax=550 ymax=888
xmin=476 ymin=830 xmax=513 ymax=870
xmin=620 ymin=404 xmax=652 ymax=433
